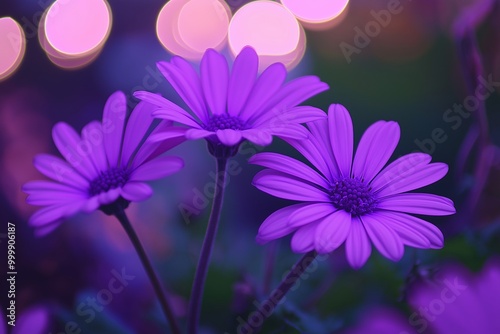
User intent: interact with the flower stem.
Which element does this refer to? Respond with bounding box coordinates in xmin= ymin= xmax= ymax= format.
xmin=114 ymin=208 xmax=181 ymax=334
xmin=255 ymin=251 xmax=317 ymax=333
xmin=188 ymin=157 xmax=228 ymax=334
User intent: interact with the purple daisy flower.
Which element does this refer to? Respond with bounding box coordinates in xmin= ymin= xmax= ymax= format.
xmin=23 ymin=91 xmax=185 ymax=233
xmin=250 ymin=104 xmax=456 ymax=269
xmin=133 ymin=46 xmax=328 ymax=157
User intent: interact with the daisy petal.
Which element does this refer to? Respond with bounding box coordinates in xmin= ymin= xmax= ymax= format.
xmin=258 ymin=75 xmax=329 ymax=119
xmin=249 ymin=152 xmax=330 ymax=188
xmin=121 ymin=182 xmax=153 ymax=201
xmin=307 ymin=118 xmax=339 ymax=178
xmin=185 ymin=128 xmax=215 ymax=141
xmin=253 ymin=170 xmax=331 ymax=202
xmin=256 ymin=203 xmax=308 ymax=244
xmin=148 ymin=127 xmax=188 ymax=143
xmin=240 ymin=129 xmax=273 ymax=146
xmin=268 ymin=124 xmax=309 ymax=140
xmin=134 ymin=91 xmax=195 ymax=119
xmin=81 ymin=121 xmax=108 ymax=172
xmin=157 ymin=61 xmax=207 ymax=119
xmin=132 ymin=122 xmax=185 ymax=168
xmin=201 ymin=49 xmax=229 ymax=115
xmin=371 ymin=211 xmax=431 ymax=248
xmin=23 ymin=180 xmax=86 ymax=195
xmin=285 ymin=135 xmax=331 ymax=179
xmin=378 ymin=211 xmax=444 ymax=248
xmin=387 ymin=223 xmax=431 ymax=248
xmin=378 ymin=193 xmax=456 ymax=216
xmin=328 ymin=104 xmax=353 ymax=177
xmin=82 ymin=196 xmax=100 ymax=213
xmin=97 ymin=188 xmax=121 ymax=205
xmin=254 ymin=106 xmax=326 ymax=127
xmin=376 ymin=163 xmax=449 ymax=197
xmin=241 ymin=62 xmax=287 ymax=122
xmin=170 ymin=56 xmax=208 ymax=121
xmin=153 ymin=107 xmax=202 ymax=128
xmin=361 ymin=214 xmax=404 ymax=261
xmin=27 ymin=191 xmax=86 ymax=206
xmin=121 ymin=101 xmax=156 ymax=165
xmin=216 ymin=129 xmax=242 ymax=146
xmin=228 ymin=46 xmax=258 ymax=116
xmin=370 ymin=153 xmax=431 ymax=192
xmin=352 ymin=121 xmax=400 ymax=182
xmin=102 ymin=91 xmax=127 ymax=168
xmin=289 ymin=203 xmax=337 ymax=228
xmin=29 ymin=201 xmax=85 ymax=226
xmin=52 ymin=122 xmax=97 ymax=179
xmin=34 ymin=220 xmax=63 ymax=237
xmin=315 ymin=210 xmax=351 ymax=253
xmin=33 ymin=154 xmax=88 ymax=188
xmin=289 ymin=106 xmax=328 ymax=123
xmin=29 ymin=207 xmax=64 ymax=226
xmin=134 ymin=137 xmax=185 ymax=169
xmin=130 ymin=156 xmax=183 ymax=181
xmin=291 ymin=220 xmax=321 ymax=253
xmin=345 ymin=216 xmax=372 ymax=269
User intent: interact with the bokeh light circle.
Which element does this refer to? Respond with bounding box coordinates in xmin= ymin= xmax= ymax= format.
xmin=156 ymin=0 xmax=203 ymax=60
xmin=44 ymin=0 xmax=112 ymax=56
xmin=39 ymin=9 xmax=105 ymax=70
xmin=228 ymin=1 xmax=303 ymax=70
xmin=0 ymin=17 xmax=26 ymax=81
xmin=156 ymin=0 xmax=231 ymax=60
xmin=281 ymin=0 xmax=349 ymax=25
xmin=178 ymin=0 xmax=231 ymax=53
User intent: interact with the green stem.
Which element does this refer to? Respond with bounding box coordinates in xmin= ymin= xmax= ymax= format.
xmin=187 ymin=158 xmax=228 ymax=334
xmin=254 ymin=251 xmax=317 ymax=333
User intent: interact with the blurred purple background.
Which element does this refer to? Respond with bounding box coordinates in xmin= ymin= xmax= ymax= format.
xmin=1 ymin=0 xmax=500 ymax=333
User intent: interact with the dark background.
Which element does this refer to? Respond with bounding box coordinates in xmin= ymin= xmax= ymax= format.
xmin=1 ymin=0 xmax=499 ymax=333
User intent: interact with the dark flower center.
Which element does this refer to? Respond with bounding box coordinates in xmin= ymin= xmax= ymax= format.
xmin=329 ymin=177 xmax=376 ymax=216
xmin=89 ymin=167 xmax=129 ymax=196
xmin=205 ymin=114 xmax=246 ymax=131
